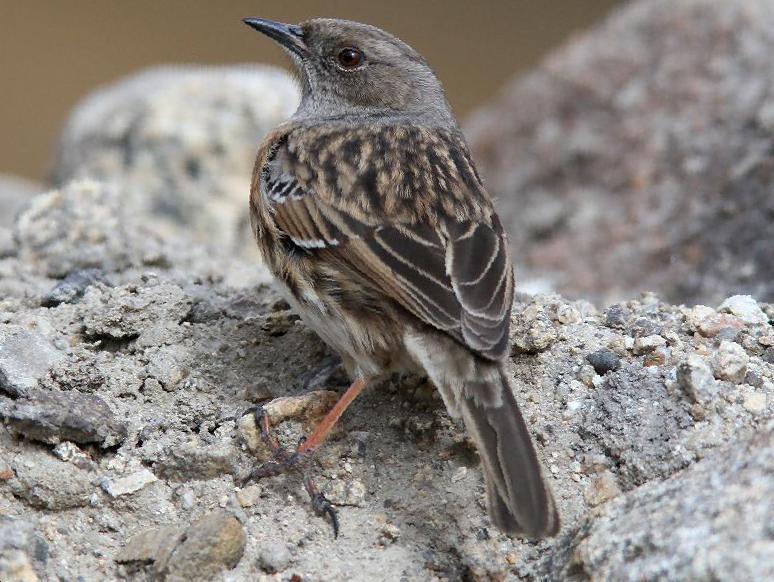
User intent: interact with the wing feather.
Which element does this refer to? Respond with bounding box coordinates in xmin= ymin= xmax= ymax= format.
xmin=260 ymin=132 xmax=514 ymax=361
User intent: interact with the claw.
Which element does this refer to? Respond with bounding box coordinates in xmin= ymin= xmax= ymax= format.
xmin=234 ymin=404 xmax=262 ymax=423
xmin=312 ymin=492 xmax=340 ymax=538
xmin=304 ymin=475 xmax=340 ymax=538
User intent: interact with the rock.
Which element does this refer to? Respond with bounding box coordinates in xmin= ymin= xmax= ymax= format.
xmin=41 ymin=269 xmax=107 ymax=307
xmin=603 ymin=304 xmax=629 ymax=329
xmin=555 ymin=303 xmax=582 ymax=325
xmin=586 ymin=350 xmax=621 ymax=376
xmin=52 ymin=66 xmax=299 ymax=252
xmin=100 ymin=468 xmax=158 ymax=497
xmin=323 ymin=478 xmax=367 ymax=507
xmin=256 ymin=540 xmax=292 ymax=574
xmin=0 ymin=517 xmax=47 ymax=563
xmin=0 ymin=550 xmax=39 ymax=582
xmin=235 ymin=485 xmax=262 ymax=508
xmin=632 ymin=335 xmax=666 ymax=355
xmin=79 ymin=282 xmax=192 ymax=343
xmin=115 ymin=525 xmax=185 ymax=565
xmin=154 ymin=440 xmax=237 ymax=481
xmin=466 ymin=0 xmax=774 ymax=304
xmin=547 ymin=429 xmax=774 ymax=580
xmin=145 ymin=346 xmax=189 ymax=391
xmin=0 ymin=522 xmax=44 ymax=582
xmin=676 ymin=354 xmax=718 ymax=405
xmin=380 ymin=523 xmax=401 ymax=543
xmin=3 ymin=389 xmax=127 ymax=447
xmin=683 ymin=305 xmax=716 ymax=332
xmin=742 ymin=391 xmax=767 ymax=416
xmin=116 ymin=512 xmax=245 ymax=581
xmin=44 ymin=353 xmax=105 ymax=394
xmin=8 ymin=450 xmax=93 ymax=510
xmin=14 ymin=181 xmax=167 ymax=278
xmin=0 ymin=325 xmax=65 ymax=398
xmin=262 ymin=390 xmax=340 ymax=425
xmin=712 ymin=341 xmax=749 ymax=383
xmin=581 ymin=362 xmax=697 ymax=487
xmin=583 ymin=471 xmax=622 ymax=507
xmin=510 ymin=301 xmax=559 ymax=353
xmin=162 ymin=512 xmax=246 ymax=582
xmin=718 ymin=295 xmax=769 ymax=325
xmin=696 ymin=313 xmax=746 ymax=339
xmin=52 ymin=441 xmax=95 ymax=470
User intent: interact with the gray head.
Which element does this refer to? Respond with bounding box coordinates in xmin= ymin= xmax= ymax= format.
xmin=243 ymin=17 xmax=455 ymax=127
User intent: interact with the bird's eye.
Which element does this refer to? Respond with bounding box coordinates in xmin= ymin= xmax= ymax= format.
xmin=337 ymin=47 xmax=363 ymax=69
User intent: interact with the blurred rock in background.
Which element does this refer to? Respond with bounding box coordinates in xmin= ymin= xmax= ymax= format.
xmin=51 ymin=66 xmax=298 ymax=253
xmin=467 ymin=0 xmax=774 ymax=306
xmin=0 ymin=175 xmax=43 ymax=257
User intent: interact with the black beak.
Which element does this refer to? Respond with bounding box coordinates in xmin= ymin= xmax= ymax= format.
xmin=242 ymin=18 xmax=307 ymax=57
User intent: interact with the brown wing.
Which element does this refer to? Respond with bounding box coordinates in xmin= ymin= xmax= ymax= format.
xmin=260 ymin=127 xmax=514 ymax=361
xmin=344 ymin=220 xmax=513 ymax=361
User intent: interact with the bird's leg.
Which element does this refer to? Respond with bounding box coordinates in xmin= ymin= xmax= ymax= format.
xmin=297 ymin=376 xmax=369 ymax=454
xmin=240 ymin=377 xmax=370 ymax=537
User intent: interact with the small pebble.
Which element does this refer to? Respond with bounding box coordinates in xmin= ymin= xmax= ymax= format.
xmin=718 ymin=295 xmax=768 ymax=325
xmin=677 ymin=354 xmax=718 ymax=405
xmin=712 ymin=341 xmax=748 ymax=383
xmin=586 ymin=350 xmax=621 ymax=375
xmin=236 ymin=484 xmax=262 ymax=508
xmin=101 ymin=468 xmax=158 ymax=497
xmin=633 ymin=335 xmax=666 ymax=355
xmin=556 ymin=303 xmax=582 ymax=324
xmin=381 ymin=523 xmax=401 ymax=542
xmin=256 ymin=540 xmax=292 ymax=573
xmin=742 ymin=392 xmax=766 ymax=416
xmin=323 ymin=479 xmax=367 ymax=506
xmin=583 ymin=471 xmax=622 ymax=506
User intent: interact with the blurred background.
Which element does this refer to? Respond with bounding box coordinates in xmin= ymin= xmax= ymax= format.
xmin=5 ymin=0 xmax=769 ymax=305
xmin=2 ymin=0 xmax=621 ymax=181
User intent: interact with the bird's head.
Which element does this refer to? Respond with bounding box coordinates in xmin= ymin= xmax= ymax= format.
xmin=243 ymin=17 xmax=454 ymax=126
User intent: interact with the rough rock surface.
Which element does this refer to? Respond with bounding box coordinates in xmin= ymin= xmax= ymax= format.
xmin=1 ymin=180 xmax=771 ymax=580
xmin=544 ymin=428 xmax=774 ymax=581
xmin=466 ymin=0 xmax=774 ymax=305
xmin=51 ymin=66 xmax=299 ymax=253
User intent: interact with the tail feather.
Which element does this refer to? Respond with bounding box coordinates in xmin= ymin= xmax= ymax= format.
xmin=403 ymin=333 xmax=559 ymax=538
xmin=460 ymin=368 xmax=559 ymax=538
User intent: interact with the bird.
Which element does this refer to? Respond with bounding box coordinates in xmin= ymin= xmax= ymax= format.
xmin=240 ymin=16 xmax=559 ymax=539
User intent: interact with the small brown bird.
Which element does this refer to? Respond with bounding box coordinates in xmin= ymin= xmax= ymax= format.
xmin=242 ymin=16 xmax=559 ymax=539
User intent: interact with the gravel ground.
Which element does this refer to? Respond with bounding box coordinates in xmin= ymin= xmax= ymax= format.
xmin=0 ymin=179 xmax=771 ymax=581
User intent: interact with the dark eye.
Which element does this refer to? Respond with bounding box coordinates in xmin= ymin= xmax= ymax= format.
xmin=337 ymin=47 xmax=363 ymax=69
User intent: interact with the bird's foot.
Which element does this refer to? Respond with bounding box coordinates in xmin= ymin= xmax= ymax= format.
xmin=239 ymin=406 xmax=339 ymax=537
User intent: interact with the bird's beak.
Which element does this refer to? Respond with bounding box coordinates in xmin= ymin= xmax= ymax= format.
xmin=242 ymin=18 xmax=307 ymax=58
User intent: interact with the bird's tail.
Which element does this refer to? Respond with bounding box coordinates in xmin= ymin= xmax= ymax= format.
xmin=457 ymin=365 xmax=559 ymax=538
xmin=405 ymin=335 xmax=559 ymax=538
